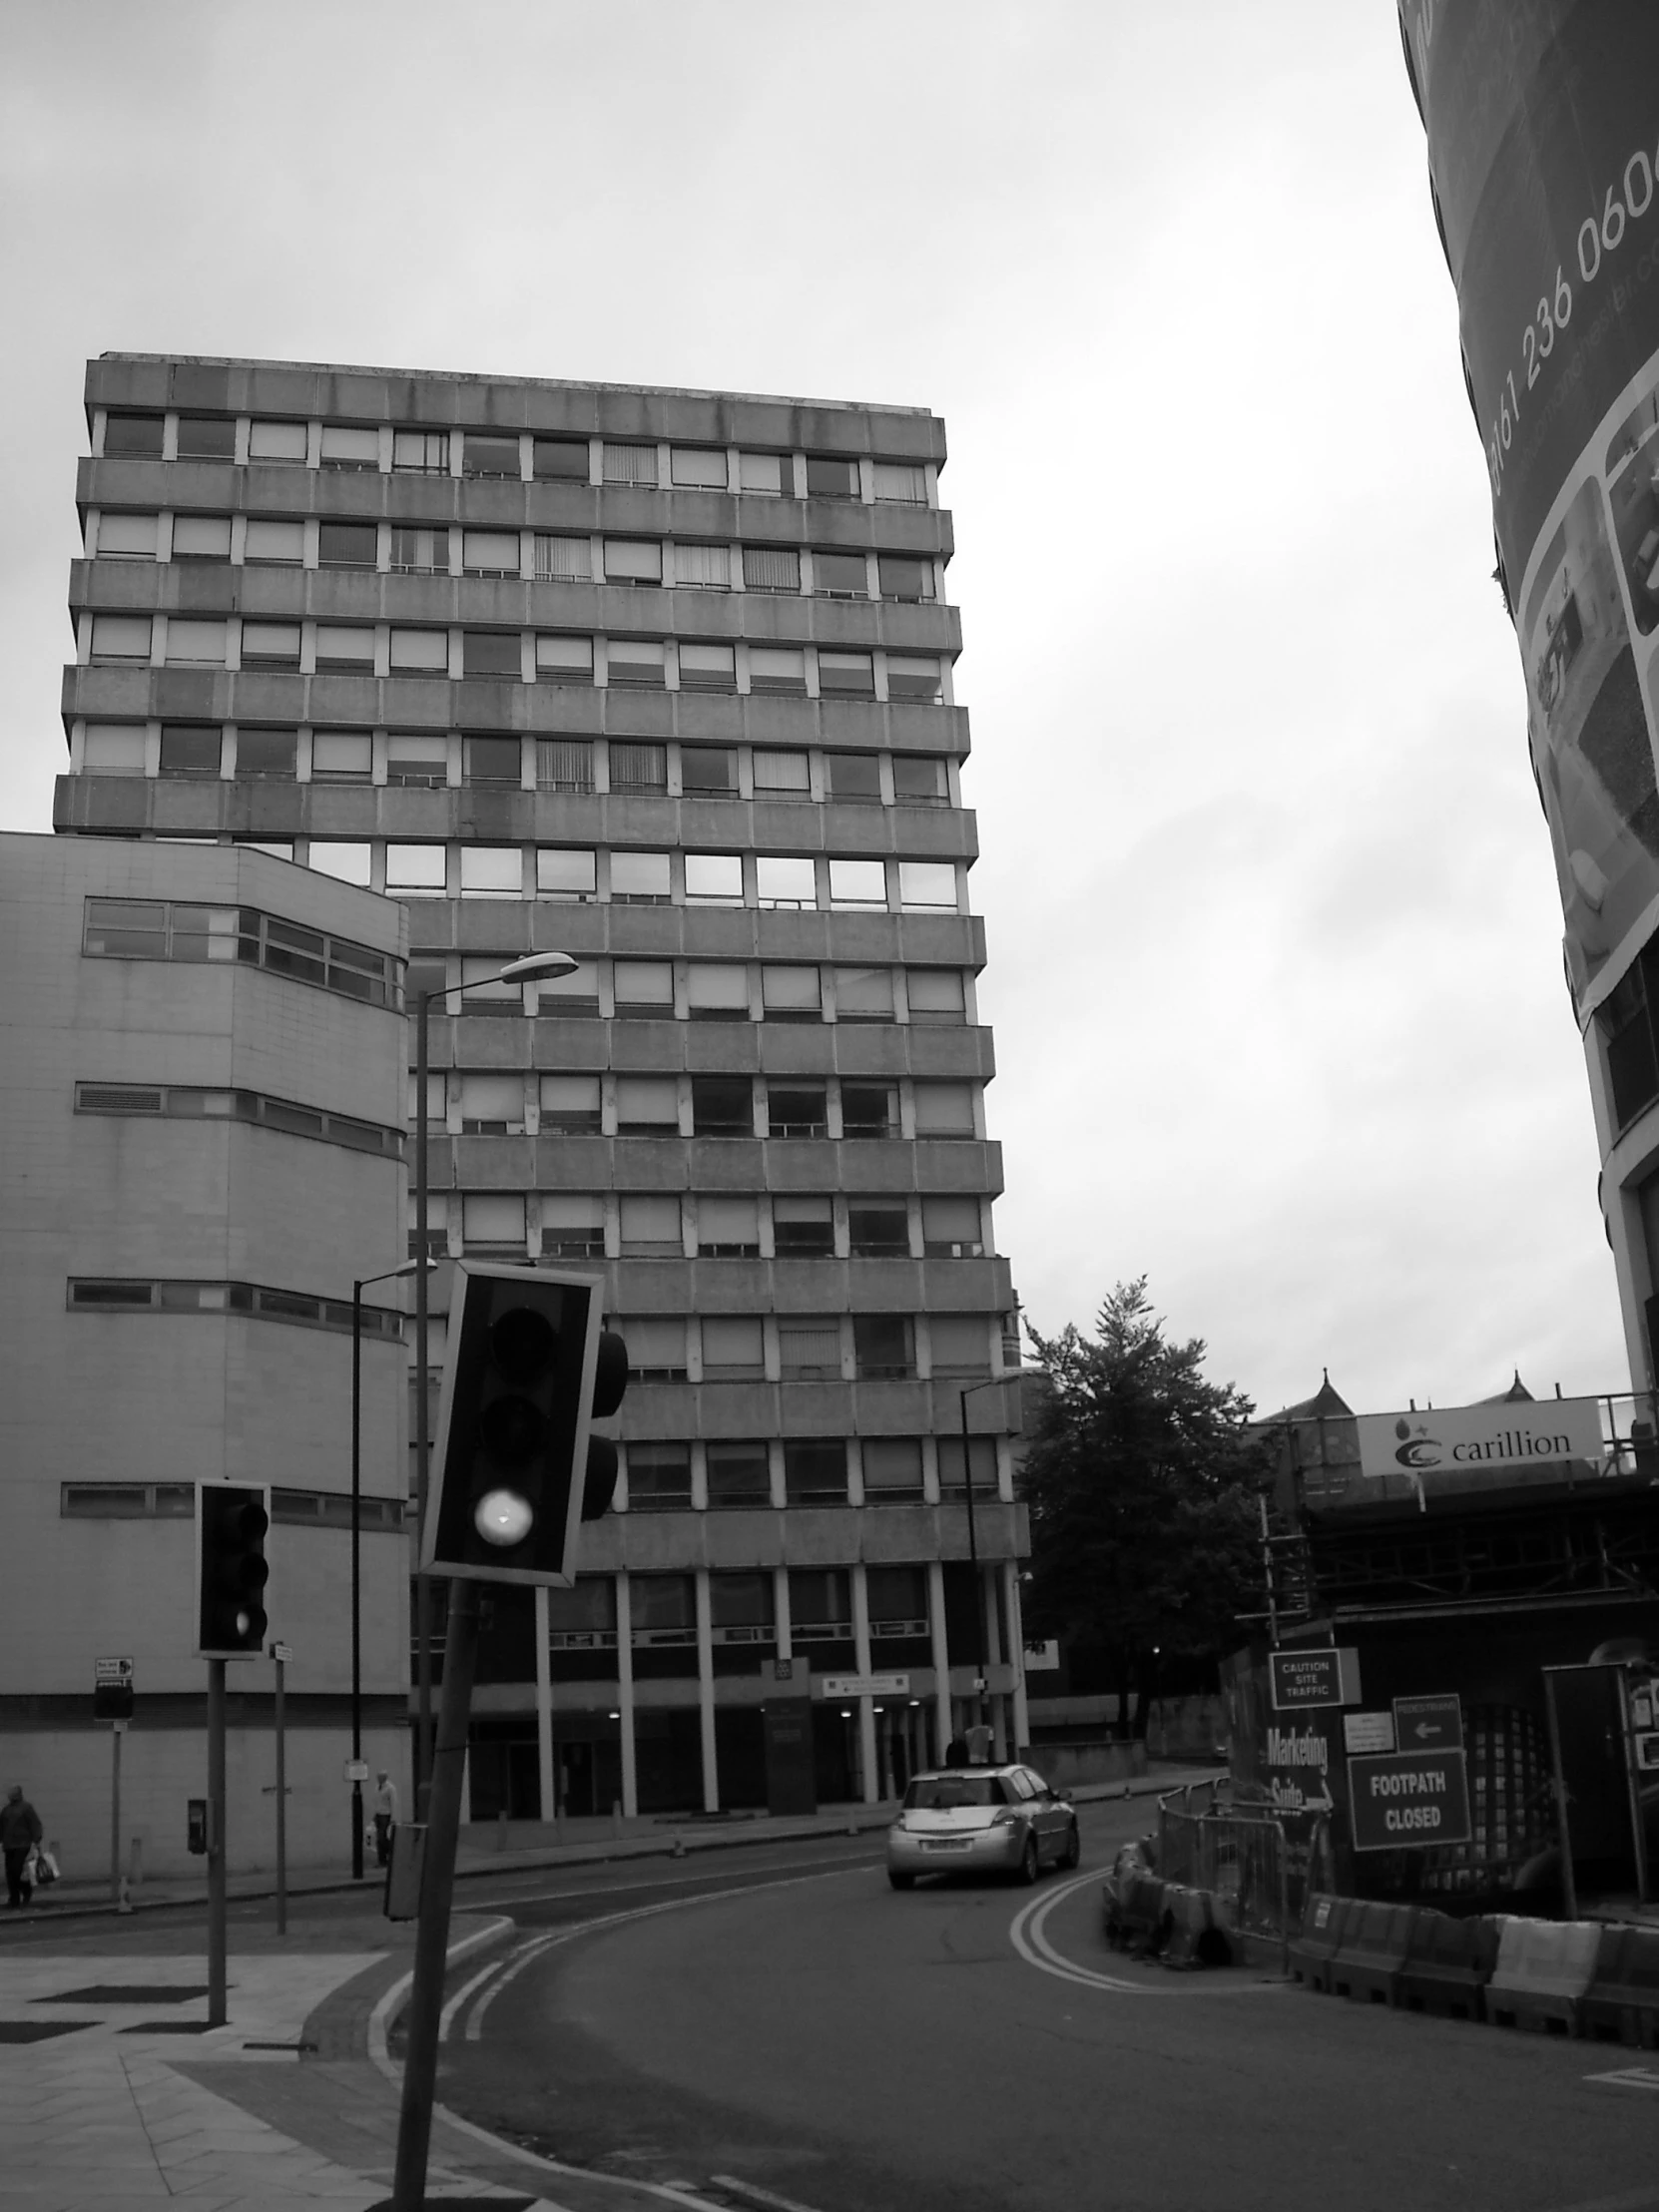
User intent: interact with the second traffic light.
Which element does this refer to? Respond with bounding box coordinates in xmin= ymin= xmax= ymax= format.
xmin=197 ymin=1485 xmax=272 ymax=1658
xmin=423 ymin=1263 xmax=628 ymax=1586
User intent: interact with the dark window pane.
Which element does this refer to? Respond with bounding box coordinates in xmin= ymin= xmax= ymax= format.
xmin=236 ymin=729 xmax=296 ymax=777
xmin=318 ymin=520 xmax=377 ymax=567
xmin=534 ymin=437 xmax=590 ymax=479
xmin=177 ymin=416 xmax=237 ymax=460
xmin=681 ymin=747 xmax=736 ymax=793
xmin=159 ymin=725 xmax=222 ymax=777
xmin=691 ymin=1077 xmax=754 ymax=1135
xmin=104 ymin=414 xmax=164 ymax=457
xmin=805 ymin=456 xmax=858 ymax=499
xmin=465 ymin=735 xmax=521 ymax=784
xmin=826 ymin=752 xmax=881 ymax=802
xmin=464 ymin=433 xmax=521 ymax=478
xmin=462 ymin=631 xmax=522 ymax=678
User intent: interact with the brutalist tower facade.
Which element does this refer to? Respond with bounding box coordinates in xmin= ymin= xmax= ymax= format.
xmin=58 ymin=352 xmax=1026 ymax=1817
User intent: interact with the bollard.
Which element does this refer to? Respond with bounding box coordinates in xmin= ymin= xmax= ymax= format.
xmin=117 ymin=1876 xmax=132 ymax=1915
xmin=670 ymin=1835 xmax=686 ymax=1859
xmin=611 ymin=1798 xmax=623 ymax=1840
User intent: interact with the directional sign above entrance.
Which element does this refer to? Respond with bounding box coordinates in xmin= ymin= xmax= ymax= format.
xmin=1270 ymin=1647 xmax=1361 ymax=1711
xmin=1392 ymin=1693 xmax=1463 ymax=1753
xmin=1349 ymin=1748 xmax=1473 ymax=1852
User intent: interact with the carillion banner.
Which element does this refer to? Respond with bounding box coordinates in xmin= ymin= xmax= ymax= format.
xmin=1355 ymin=1395 xmax=1606 ymax=1480
xmin=1402 ymin=3 xmax=1659 ymax=1017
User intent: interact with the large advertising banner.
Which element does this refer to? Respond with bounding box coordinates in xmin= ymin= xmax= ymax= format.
xmin=1402 ymin=3 xmax=1659 ymax=1016
xmin=1354 ymin=1394 xmax=1606 ymax=1479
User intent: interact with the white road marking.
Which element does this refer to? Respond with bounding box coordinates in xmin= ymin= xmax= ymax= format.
xmin=1584 ymin=2065 xmax=1659 ymax=2090
xmin=1008 ymin=1871 xmax=1292 ymax=1998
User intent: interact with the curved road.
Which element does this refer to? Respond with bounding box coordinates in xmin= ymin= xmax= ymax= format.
xmin=435 ymin=1803 xmax=1659 ymax=2212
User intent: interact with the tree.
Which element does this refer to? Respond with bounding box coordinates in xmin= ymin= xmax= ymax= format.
xmin=1021 ymin=1280 xmax=1270 ymax=1740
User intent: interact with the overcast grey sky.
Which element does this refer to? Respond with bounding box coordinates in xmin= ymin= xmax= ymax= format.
xmin=0 ymin=0 xmax=1625 ymax=1416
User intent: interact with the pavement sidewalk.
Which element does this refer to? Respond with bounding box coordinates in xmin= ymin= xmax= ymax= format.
xmin=0 ymin=1768 xmax=1206 ymax=2211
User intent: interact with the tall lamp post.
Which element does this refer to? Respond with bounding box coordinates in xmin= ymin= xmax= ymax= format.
xmin=351 ymin=1258 xmax=435 ymax=1880
xmin=958 ymin=1375 xmax=1010 ymax=1744
xmin=412 ymin=949 xmax=577 ymax=1816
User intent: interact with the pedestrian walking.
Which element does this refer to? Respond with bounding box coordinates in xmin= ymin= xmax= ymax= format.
xmin=372 ymin=1771 xmax=399 ymax=1868
xmin=1 ymin=1785 xmax=43 ymax=1909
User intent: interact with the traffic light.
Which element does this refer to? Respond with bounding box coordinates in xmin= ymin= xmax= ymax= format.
xmin=197 ymin=1485 xmax=271 ymax=1658
xmin=423 ymin=1262 xmax=628 ymax=1586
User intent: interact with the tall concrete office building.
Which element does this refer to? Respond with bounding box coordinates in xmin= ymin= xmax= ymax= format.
xmin=59 ymin=352 xmax=1026 ymax=1819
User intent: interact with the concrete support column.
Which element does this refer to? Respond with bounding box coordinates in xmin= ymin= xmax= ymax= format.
xmin=1006 ymin=1564 xmax=1031 ymax=1758
xmin=696 ymin=1570 xmax=718 ymax=1813
xmin=534 ymin=1584 xmax=554 ymax=1823
xmin=984 ymin=1565 xmax=1007 ymax=1762
xmin=773 ymin=1565 xmax=792 ymax=1659
xmin=616 ymin=1574 xmax=638 ymax=1820
xmin=850 ymin=1564 xmax=877 ymax=1804
xmin=926 ymin=1558 xmax=951 ymax=1764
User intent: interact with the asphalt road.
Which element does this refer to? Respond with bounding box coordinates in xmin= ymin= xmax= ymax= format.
xmin=428 ymin=1800 xmax=1659 ymax=2212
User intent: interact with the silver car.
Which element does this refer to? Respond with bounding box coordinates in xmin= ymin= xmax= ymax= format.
xmin=887 ymin=1763 xmax=1081 ymax=1889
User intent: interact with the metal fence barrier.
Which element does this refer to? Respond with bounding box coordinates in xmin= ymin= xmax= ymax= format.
xmin=1157 ymin=1792 xmax=1301 ymax=1972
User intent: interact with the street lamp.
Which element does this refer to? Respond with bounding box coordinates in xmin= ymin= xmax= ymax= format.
xmin=350 ymin=1258 xmax=436 ymax=1880
xmin=412 ymin=949 xmax=578 ymax=1815
xmin=958 ymin=1375 xmax=1010 ymax=1747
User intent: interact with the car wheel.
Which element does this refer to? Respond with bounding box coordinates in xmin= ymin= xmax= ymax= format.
xmin=1060 ymin=1820 xmax=1081 ymax=1871
xmin=1017 ymin=1835 xmax=1039 ymax=1886
xmin=888 ymin=1869 xmax=915 ymax=1891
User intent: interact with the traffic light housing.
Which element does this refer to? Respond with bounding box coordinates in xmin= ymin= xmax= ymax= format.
xmin=197 ymin=1484 xmax=271 ymax=1658
xmin=423 ymin=1263 xmax=628 ymax=1586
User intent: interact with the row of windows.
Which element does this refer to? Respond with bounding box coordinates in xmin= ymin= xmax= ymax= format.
xmin=415 ymin=1189 xmax=988 ymax=1265
xmin=612 ymin=1436 xmax=997 ymax=1516
xmin=90 ymin=513 xmax=940 ymax=602
xmin=82 ymin=616 xmax=949 ymax=701
xmin=62 ymin=1481 xmax=405 ymax=1528
xmin=541 ymin=1560 xmax=938 ymax=1640
xmin=98 ymin=414 xmax=933 ymax=505
xmin=74 ymin=1080 xmax=403 ymax=1158
xmin=82 ymin=898 xmax=402 ymax=1007
xmin=305 ymin=841 xmax=961 ymax=915
xmin=77 ymin=727 xmax=954 ymax=807
xmin=420 ymin=1068 xmax=978 ymax=1141
xmin=65 ymin=1277 xmax=404 ymax=1337
xmin=418 ymin=1301 xmax=999 ymax=1384
xmin=405 ymin=957 xmax=974 ymax=1030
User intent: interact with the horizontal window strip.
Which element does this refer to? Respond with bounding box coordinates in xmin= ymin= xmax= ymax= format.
xmin=82 ymin=898 xmax=402 ymax=1013
xmin=74 ymin=1081 xmax=403 ymax=1159
xmin=66 ymin=1279 xmax=404 ymax=1340
xmin=271 ymin=1488 xmax=405 ymax=1530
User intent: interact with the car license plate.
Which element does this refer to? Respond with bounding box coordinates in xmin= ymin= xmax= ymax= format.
xmin=926 ymin=1838 xmax=971 ymax=1851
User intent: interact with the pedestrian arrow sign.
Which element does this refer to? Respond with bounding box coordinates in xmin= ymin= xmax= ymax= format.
xmin=1391 ymin=1693 xmax=1462 ymax=1753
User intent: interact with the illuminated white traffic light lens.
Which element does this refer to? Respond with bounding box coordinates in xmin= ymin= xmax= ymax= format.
xmin=474 ymin=1487 xmax=534 ymax=1546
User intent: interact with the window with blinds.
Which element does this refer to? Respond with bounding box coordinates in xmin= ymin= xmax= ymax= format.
xmin=684 ymin=852 xmax=743 ymax=904
xmin=670 ymin=447 xmax=728 ymax=488
xmin=392 ymin=428 xmax=449 ymax=474
xmin=603 ymin=538 xmax=663 ymax=584
xmin=872 ymin=461 xmax=926 ymax=504
xmin=533 ymin=959 xmax=600 ymax=1017
xmin=536 ymin=740 xmax=595 ymax=793
xmin=615 ymin=1076 xmax=679 ymax=1133
xmin=538 ymin=1076 xmax=602 ymax=1132
xmin=97 ymin=512 xmax=158 ymax=558
xmin=319 ymin=424 xmax=379 ymax=470
xmin=620 ymin=1318 xmax=689 ymax=1382
xmin=756 ymin=856 xmax=817 ymax=910
xmin=462 ymin=530 xmax=520 ymax=577
xmin=535 ymin=635 xmax=593 ymax=685
xmin=173 ymin=514 xmax=231 ymax=560
xmin=862 ymin=1441 xmax=924 ymax=1503
xmin=921 ymin=1196 xmax=984 ymax=1258
xmin=536 ymin=845 xmax=596 ymax=898
xmin=828 ymin=860 xmax=887 ymax=910
xmin=678 ymin=643 xmax=736 ymax=693
xmin=603 ymin=443 xmax=658 ymax=487
xmin=697 ymin=1196 xmax=760 ymax=1258
xmin=906 ymin=968 xmax=965 ymax=1023
xmin=887 ymin=655 xmax=943 ymax=703
xmin=166 ymin=619 xmax=228 ymax=665
xmin=390 ymin=524 xmax=448 ymax=575
xmin=702 ymin=1316 xmax=766 ymax=1379
xmin=608 ymin=740 xmax=667 ymax=793
xmin=761 ymin=964 xmax=821 ymax=1020
xmin=610 ymin=849 xmax=671 ymax=904
xmin=620 ymin=1194 xmax=683 ymax=1256
xmin=687 ymin=963 xmax=750 ymax=1019
xmin=459 ymin=1074 xmax=525 ymax=1134
xmin=314 ymin=625 xmax=374 ymax=671
xmin=738 ymin=451 xmax=785 ymax=495
xmin=898 ymin=860 xmax=958 ymax=909
xmin=753 ymin=748 xmax=810 ymax=794
xmin=772 ymin=1195 xmax=833 ymax=1259
xmin=612 ymin=960 xmax=673 ymax=1016
xmin=835 ymin=965 xmax=893 ymax=1022
xmin=742 ymin=545 xmax=801 ymax=593
xmin=245 ymin=518 xmax=304 ymax=564
xmin=462 ymin=1194 xmax=526 ymax=1255
xmin=535 ymin=535 xmax=592 ymax=582
xmin=540 ymin=1194 xmax=606 ymax=1260
xmin=458 ymin=845 xmax=522 ymax=897
xmin=606 ymin=638 xmax=665 ymax=687
xmin=913 ymin=1082 xmax=976 ymax=1138
xmin=672 ymin=542 xmax=731 ymax=589
xmin=778 ymin=1320 xmax=842 ymax=1379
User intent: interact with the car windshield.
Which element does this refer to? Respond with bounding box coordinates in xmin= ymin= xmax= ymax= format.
xmin=904 ymin=1775 xmax=1009 ymax=1810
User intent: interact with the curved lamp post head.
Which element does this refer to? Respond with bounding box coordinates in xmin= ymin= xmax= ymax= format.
xmin=495 ymin=951 xmax=579 ymax=984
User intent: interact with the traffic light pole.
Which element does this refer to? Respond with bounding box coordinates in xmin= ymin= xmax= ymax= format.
xmin=414 ymin=989 xmax=434 ymax=1818
xmin=207 ymin=1658 xmax=227 ymax=2026
xmin=391 ymin=1575 xmax=480 ymax=2212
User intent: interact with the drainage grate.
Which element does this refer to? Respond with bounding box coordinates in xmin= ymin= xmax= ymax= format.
xmin=46 ymin=1984 xmax=210 ymax=2004
xmin=118 ymin=2020 xmax=216 ymax=2035
xmin=0 ymin=2021 xmax=97 ymax=2043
